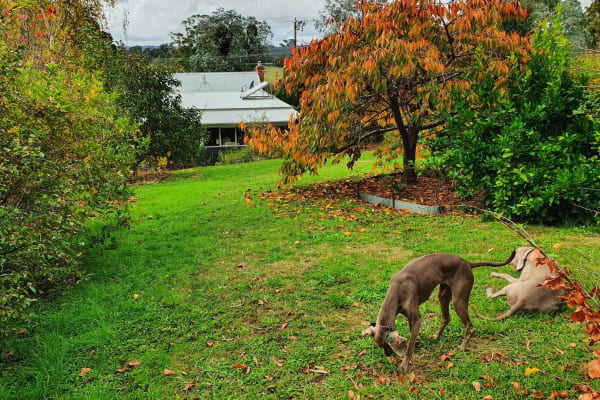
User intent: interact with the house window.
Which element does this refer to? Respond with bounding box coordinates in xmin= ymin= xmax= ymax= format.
xmin=206 ymin=127 xmax=243 ymax=146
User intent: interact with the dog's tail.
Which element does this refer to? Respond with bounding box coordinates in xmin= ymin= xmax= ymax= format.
xmin=469 ymin=250 xmax=515 ymax=269
xmin=472 ymin=302 xmax=523 ymax=321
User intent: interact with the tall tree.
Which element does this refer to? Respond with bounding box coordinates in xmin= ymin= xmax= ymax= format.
xmin=170 ymin=8 xmax=272 ymax=72
xmin=247 ymin=0 xmax=529 ymax=184
xmin=587 ymin=0 xmax=600 ymax=47
xmin=315 ymin=0 xmax=386 ymax=35
xmin=508 ymin=0 xmax=591 ymax=47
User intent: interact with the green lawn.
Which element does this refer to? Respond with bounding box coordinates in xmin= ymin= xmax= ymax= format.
xmin=264 ymin=66 xmax=283 ymax=84
xmin=1 ymin=154 xmax=599 ymax=399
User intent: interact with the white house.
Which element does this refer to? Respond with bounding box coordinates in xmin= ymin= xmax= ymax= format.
xmin=173 ymin=65 xmax=296 ymax=150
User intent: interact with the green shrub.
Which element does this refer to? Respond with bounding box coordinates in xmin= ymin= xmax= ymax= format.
xmin=217 ymin=146 xmax=266 ymax=165
xmin=0 ymin=42 xmax=140 ymax=329
xmin=436 ymin=13 xmax=600 ymax=224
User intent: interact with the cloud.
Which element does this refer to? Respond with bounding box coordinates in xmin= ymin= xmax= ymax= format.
xmin=106 ymin=0 xmax=326 ymax=46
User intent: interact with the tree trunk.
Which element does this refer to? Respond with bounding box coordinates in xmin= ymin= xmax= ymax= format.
xmin=402 ymin=128 xmax=418 ymax=184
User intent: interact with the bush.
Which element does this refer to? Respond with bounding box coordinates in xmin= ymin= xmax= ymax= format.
xmin=0 ymin=42 xmax=140 ymax=329
xmin=217 ymin=146 xmax=266 ymax=165
xmin=436 ymin=14 xmax=600 ymax=224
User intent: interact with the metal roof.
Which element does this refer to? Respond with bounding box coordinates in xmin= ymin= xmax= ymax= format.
xmin=173 ymin=72 xmax=296 ymax=127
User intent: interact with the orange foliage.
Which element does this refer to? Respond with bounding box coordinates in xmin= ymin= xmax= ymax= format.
xmin=245 ymin=0 xmax=529 ymax=184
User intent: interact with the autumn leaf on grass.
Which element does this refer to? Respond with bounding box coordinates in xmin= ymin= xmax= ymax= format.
xmin=233 ymin=363 xmax=247 ymax=369
xmin=163 ymin=369 xmax=175 ymax=376
xmin=446 ymin=362 xmax=455 ymax=369
xmin=343 ymin=231 xmax=352 ymax=236
xmin=114 ymin=366 xmax=126 ymax=374
xmin=79 ymin=368 xmax=91 ymax=377
xmin=588 ymin=359 xmax=600 ymax=379
xmin=553 ymin=243 xmax=565 ymax=251
xmin=511 ymin=382 xmax=519 ymax=394
xmin=525 ymin=367 xmax=540 ymax=376
xmin=472 ymin=381 xmax=481 ymax=392
xmin=183 ymin=381 xmax=196 ymax=391
xmin=132 ymin=294 xmax=139 ymax=300
xmin=128 ymin=360 xmax=141 ymax=367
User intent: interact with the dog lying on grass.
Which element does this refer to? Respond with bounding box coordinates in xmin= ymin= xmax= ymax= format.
xmin=362 ymin=250 xmax=515 ymax=370
xmin=476 ymin=247 xmax=563 ymax=321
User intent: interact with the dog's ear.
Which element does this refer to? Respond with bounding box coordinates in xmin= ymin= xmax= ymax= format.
xmin=512 ymin=247 xmax=533 ymax=271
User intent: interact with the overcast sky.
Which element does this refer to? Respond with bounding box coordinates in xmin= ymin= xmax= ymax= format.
xmin=106 ymin=0 xmax=594 ymax=47
xmin=105 ymin=0 xmax=328 ymax=47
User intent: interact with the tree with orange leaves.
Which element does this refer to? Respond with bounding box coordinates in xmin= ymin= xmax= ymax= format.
xmin=246 ymin=0 xmax=529 ymax=184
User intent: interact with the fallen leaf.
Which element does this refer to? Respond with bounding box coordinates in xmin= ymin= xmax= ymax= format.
xmin=206 ymin=341 xmax=214 ymax=347
xmin=114 ymin=366 xmax=126 ymax=374
xmin=511 ymin=381 xmax=519 ymax=394
xmin=163 ymin=369 xmax=175 ymax=375
xmin=439 ymin=353 xmax=452 ymax=361
xmin=343 ymin=231 xmax=352 ymax=236
xmin=588 ymin=359 xmax=600 ymax=379
xmin=526 ymin=340 xmax=531 ymax=352
xmin=483 ymin=396 xmax=493 ymax=400
xmin=233 ymin=364 xmax=246 ymax=369
xmin=472 ymin=381 xmax=481 ymax=392
xmin=79 ymin=368 xmax=91 ymax=377
xmin=358 ymin=349 xmax=367 ymax=357
xmin=17 ymin=329 xmax=27 ymax=335
xmin=128 ymin=360 xmax=141 ymax=367
xmin=525 ymin=367 xmax=540 ymax=376
xmin=237 ymin=263 xmax=247 ymax=268
xmin=553 ymin=243 xmax=565 ymax=251
xmin=360 ymin=321 xmax=371 ymax=326
xmin=358 ymin=228 xmax=367 ymax=233
xmin=294 ymin=240 xmax=300 ymax=245
xmin=132 ymin=294 xmax=139 ymax=300
xmin=280 ymin=323 xmax=288 ymax=330
xmin=257 ymin=300 xmax=264 ymax=305
xmin=183 ymin=381 xmax=195 ymax=391
xmin=446 ymin=362 xmax=455 ymax=369
xmin=348 ymin=389 xmax=355 ymax=399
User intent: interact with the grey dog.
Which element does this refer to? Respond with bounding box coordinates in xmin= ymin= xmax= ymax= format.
xmin=362 ymin=250 xmax=515 ymax=370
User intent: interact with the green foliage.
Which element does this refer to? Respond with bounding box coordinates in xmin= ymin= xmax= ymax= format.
xmin=587 ymin=0 xmax=600 ymax=47
xmin=216 ymin=146 xmax=266 ymax=165
xmin=505 ymin=0 xmax=591 ymax=47
xmin=437 ymin=13 xmax=600 ymax=224
xmin=0 ymin=39 xmax=140 ymax=328
xmin=171 ymin=8 xmax=273 ymax=72
xmin=82 ymin=30 xmax=208 ymax=168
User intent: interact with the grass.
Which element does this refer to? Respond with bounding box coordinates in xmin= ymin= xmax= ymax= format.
xmin=264 ymin=66 xmax=283 ymax=84
xmin=1 ymin=153 xmax=599 ymax=399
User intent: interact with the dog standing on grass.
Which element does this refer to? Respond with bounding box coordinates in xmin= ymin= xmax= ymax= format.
xmin=362 ymin=250 xmax=515 ymax=370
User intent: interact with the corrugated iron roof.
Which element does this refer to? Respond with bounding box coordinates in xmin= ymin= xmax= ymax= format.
xmin=173 ymin=72 xmax=296 ymax=127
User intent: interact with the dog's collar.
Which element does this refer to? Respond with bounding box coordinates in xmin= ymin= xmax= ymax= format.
xmin=518 ymin=248 xmax=536 ymax=271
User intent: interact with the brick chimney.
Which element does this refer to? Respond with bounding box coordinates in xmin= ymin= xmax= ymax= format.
xmin=255 ymin=61 xmax=265 ymax=82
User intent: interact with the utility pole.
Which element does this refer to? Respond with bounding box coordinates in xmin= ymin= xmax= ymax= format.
xmin=293 ymin=18 xmax=305 ymax=48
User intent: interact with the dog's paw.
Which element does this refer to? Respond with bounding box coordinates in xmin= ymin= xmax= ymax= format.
xmin=486 ymin=288 xmax=495 ymax=297
xmin=361 ymin=326 xmax=375 ymax=337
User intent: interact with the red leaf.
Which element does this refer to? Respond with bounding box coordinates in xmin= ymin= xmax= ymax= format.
xmin=233 ymin=363 xmax=247 ymax=369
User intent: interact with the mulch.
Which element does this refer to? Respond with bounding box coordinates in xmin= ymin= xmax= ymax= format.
xmin=357 ymin=174 xmax=467 ymax=209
